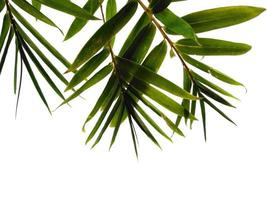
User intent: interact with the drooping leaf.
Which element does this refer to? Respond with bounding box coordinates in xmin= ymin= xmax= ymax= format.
xmin=155 ymin=9 xmax=198 ymax=42
xmin=182 ymin=54 xmax=244 ymax=86
xmin=66 ymin=48 xmax=109 ymax=91
xmin=0 ymin=13 xmax=10 ymax=53
xmin=12 ymin=0 xmax=61 ymax=32
xmin=149 ymin=0 xmax=172 ymax=13
xmin=64 ymin=0 xmax=103 ymax=41
xmin=0 ymin=28 xmax=14 ymax=75
xmin=119 ymin=12 xmax=150 ymax=56
xmin=62 ymin=64 xmax=113 ymax=105
xmin=176 ymin=38 xmax=251 ymax=56
xmin=199 ymin=98 xmax=207 ymax=141
xmin=182 ymin=6 xmax=265 ymax=33
xmin=11 ymin=6 xmax=71 ymax=68
xmin=70 ymin=1 xmax=138 ymax=72
xmin=35 ymin=0 xmax=99 ymax=20
xmin=116 ymin=56 xmax=198 ymax=100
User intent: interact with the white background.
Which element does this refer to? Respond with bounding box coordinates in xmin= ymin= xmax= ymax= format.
xmin=0 ymin=0 xmax=267 ymax=199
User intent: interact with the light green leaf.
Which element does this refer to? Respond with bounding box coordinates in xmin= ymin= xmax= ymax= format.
xmin=183 ymin=6 xmax=265 ymax=33
xmin=177 ymin=38 xmax=251 ymax=56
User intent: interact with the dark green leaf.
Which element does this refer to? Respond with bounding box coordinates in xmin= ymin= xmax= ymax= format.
xmin=0 ymin=13 xmax=10 ymax=53
xmin=70 ymin=1 xmax=138 ymax=72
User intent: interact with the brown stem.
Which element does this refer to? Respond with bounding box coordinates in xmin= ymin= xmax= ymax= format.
xmin=136 ymin=0 xmax=195 ymax=82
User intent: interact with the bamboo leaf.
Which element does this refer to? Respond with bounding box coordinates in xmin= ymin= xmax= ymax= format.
xmin=66 ymin=48 xmax=109 ymax=91
xmin=155 ymin=9 xmax=198 ymax=42
xmin=183 ymin=6 xmax=265 ymax=33
xmin=177 ymin=38 xmax=251 ymax=56
xmin=12 ymin=0 xmax=62 ymax=32
xmin=199 ymin=98 xmax=207 ymax=141
xmin=11 ymin=6 xmax=71 ymax=68
xmin=116 ymin=56 xmax=198 ymax=100
xmin=64 ymin=0 xmax=103 ymax=41
xmin=109 ymin=102 xmax=125 ymax=150
xmin=0 ymin=13 xmax=10 ymax=53
xmin=34 ymin=0 xmax=99 ymax=20
xmin=18 ymin=40 xmax=51 ymax=113
xmin=192 ymin=71 xmax=239 ymax=100
xmin=62 ymin=64 xmax=113 ymax=105
xmin=0 ymin=28 xmax=14 ymax=75
xmin=122 ymin=23 xmax=156 ymax=64
xmin=149 ymin=0 xmax=172 ymax=13
xmin=119 ymin=12 xmax=150 ymax=56
xmin=181 ymin=54 xmax=244 ymax=86
xmin=70 ymin=1 xmax=138 ymax=72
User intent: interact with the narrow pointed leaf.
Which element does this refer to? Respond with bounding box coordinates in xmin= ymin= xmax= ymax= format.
xmin=199 ymin=98 xmax=207 ymax=141
xmin=64 ymin=0 xmax=103 ymax=41
xmin=35 ymin=0 xmax=99 ymax=20
xmin=66 ymin=48 xmax=109 ymax=91
xmin=182 ymin=6 xmax=265 ymax=33
xmin=155 ymin=9 xmax=198 ymax=42
xmin=0 ymin=13 xmax=10 ymax=53
xmin=181 ymin=54 xmax=244 ymax=86
xmin=70 ymin=1 xmax=138 ymax=71
xmin=177 ymin=38 xmax=251 ymax=56
xmin=62 ymin=64 xmax=112 ymax=105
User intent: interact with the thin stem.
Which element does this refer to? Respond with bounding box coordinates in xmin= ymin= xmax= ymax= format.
xmin=136 ymin=0 xmax=195 ymax=82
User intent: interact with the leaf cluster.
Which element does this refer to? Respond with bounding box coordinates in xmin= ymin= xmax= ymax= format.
xmin=0 ymin=0 xmax=265 ymax=156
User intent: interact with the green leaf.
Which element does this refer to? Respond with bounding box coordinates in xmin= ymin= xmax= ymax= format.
xmin=149 ymin=0 xmax=172 ymax=13
xmin=32 ymin=0 xmax=41 ymax=11
xmin=181 ymin=54 xmax=244 ymax=86
xmin=122 ymin=23 xmax=156 ymax=64
xmin=119 ymin=12 xmax=150 ymax=56
xmin=35 ymin=0 xmax=99 ymax=20
xmin=109 ymin=102 xmax=125 ymax=150
xmin=190 ymin=85 xmax=197 ymax=128
xmin=91 ymin=97 xmax=122 ymax=148
xmin=84 ymin=75 xmax=119 ymax=123
xmin=155 ymin=9 xmax=198 ymax=42
xmin=128 ymin=87 xmax=184 ymax=136
xmin=84 ymin=88 xmax=119 ymax=143
xmin=70 ymin=1 xmax=138 ymax=72
xmin=183 ymin=6 xmax=265 ymax=33
xmin=14 ymin=41 xmax=19 ymax=94
xmin=192 ymin=71 xmax=239 ymax=100
xmin=18 ymin=40 xmax=51 ymax=114
xmin=11 ymin=6 xmax=71 ymax=68
xmin=200 ymin=93 xmax=236 ymax=125
xmin=199 ymin=98 xmax=207 ymax=141
xmin=197 ymin=83 xmax=235 ymax=107
xmin=123 ymin=77 xmax=196 ymax=120
xmin=127 ymin=110 xmax=139 ymax=158
xmin=142 ymin=40 xmax=167 ymax=72
xmin=116 ymin=56 xmax=198 ymax=100
xmin=127 ymin=93 xmax=172 ymax=142
xmin=0 ymin=28 xmax=14 ymax=75
xmin=64 ymin=0 xmax=103 ymax=41
xmin=15 ymin=23 xmax=69 ymax=85
xmin=62 ymin=64 xmax=113 ymax=105
xmin=0 ymin=13 xmax=10 ymax=53
xmin=66 ymin=48 xmax=109 ymax=91
xmin=177 ymin=38 xmax=251 ymax=56
xmin=106 ymin=0 xmax=117 ymax=21
xmin=0 ymin=0 xmax=5 ymax=12
xmin=12 ymin=0 xmax=61 ymax=32
xmin=20 ymin=37 xmax=65 ymax=100
xmin=127 ymin=101 xmax=162 ymax=149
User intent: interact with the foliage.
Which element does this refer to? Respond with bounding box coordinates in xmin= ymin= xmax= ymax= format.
xmin=0 ymin=0 xmax=265 ymax=156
